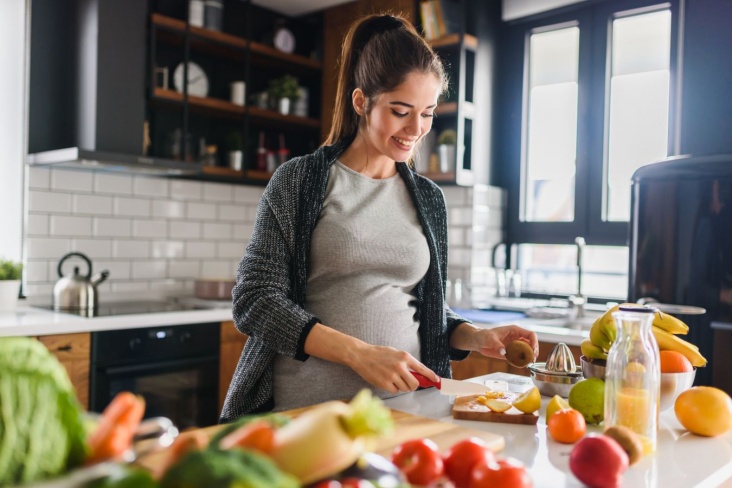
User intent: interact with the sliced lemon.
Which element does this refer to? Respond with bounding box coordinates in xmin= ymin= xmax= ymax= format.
xmin=546 ymin=394 xmax=571 ymax=422
xmin=484 ymin=399 xmax=512 ymax=413
xmin=512 ymin=386 xmax=541 ymax=414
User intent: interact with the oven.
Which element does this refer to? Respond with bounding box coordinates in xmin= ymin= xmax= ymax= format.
xmin=90 ymin=322 xmax=220 ymax=429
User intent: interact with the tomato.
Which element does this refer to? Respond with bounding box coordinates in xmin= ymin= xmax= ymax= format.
xmin=391 ymin=438 xmax=444 ymax=486
xmin=312 ymin=482 xmax=342 ymax=488
xmin=443 ymin=437 xmax=497 ymax=488
xmin=339 ymin=478 xmax=373 ymax=488
xmin=470 ymin=457 xmax=532 ymax=488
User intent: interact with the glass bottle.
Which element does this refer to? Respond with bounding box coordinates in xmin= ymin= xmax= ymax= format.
xmin=604 ymin=306 xmax=660 ymax=455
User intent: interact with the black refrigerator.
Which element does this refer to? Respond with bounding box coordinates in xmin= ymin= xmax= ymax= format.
xmin=629 ymin=154 xmax=732 ymax=391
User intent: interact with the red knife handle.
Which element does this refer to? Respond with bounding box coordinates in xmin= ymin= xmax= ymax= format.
xmin=410 ymin=371 xmax=441 ymax=389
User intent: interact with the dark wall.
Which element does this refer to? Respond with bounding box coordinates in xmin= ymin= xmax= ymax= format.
xmin=679 ymin=0 xmax=732 ymax=156
xmin=28 ymin=0 xmax=79 ymax=153
xmin=28 ymin=0 xmax=147 ymax=154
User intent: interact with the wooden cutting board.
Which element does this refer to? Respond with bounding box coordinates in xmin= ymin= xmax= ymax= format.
xmin=452 ymin=394 xmax=539 ymax=425
xmin=136 ymin=408 xmax=505 ymax=473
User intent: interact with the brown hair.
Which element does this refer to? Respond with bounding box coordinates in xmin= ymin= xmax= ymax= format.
xmin=324 ymin=13 xmax=448 ymax=146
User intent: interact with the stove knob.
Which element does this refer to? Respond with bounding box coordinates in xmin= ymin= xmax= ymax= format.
xmin=129 ymin=338 xmax=142 ymax=350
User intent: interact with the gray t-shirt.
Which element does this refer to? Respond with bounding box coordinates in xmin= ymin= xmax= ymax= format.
xmin=272 ymin=161 xmax=431 ymax=411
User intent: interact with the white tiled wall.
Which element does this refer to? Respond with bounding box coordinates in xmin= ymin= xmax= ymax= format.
xmin=24 ymin=167 xmax=264 ymax=299
xmin=24 ymin=167 xmax=506 ymax=301
xmin=441 ymin=184 xmax=507 ymax=284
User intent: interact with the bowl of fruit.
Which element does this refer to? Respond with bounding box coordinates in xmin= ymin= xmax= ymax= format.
xmin=659 ymin=350 xmax=696 ymax=411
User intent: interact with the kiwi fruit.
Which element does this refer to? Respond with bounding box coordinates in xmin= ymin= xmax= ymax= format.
xmin=505 ymin=340 xmax=534 ymax=368
xmin=604 ymin=425 xmax=644 ymax=465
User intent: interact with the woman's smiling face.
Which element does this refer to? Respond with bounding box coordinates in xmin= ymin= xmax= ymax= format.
xmin=360 ymin=71 xmax=442 ymax=164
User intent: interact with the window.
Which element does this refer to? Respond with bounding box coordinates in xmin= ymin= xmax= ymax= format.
xmin=501 ymin=0 xmax=679 ymax=299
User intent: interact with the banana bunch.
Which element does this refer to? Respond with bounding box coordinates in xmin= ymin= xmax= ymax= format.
xmin=582 ymin=303 xmax=707 ymax=367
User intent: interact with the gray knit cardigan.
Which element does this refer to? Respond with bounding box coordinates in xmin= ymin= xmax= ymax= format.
xmin=220 ymin=140 xmax=471 ymax=422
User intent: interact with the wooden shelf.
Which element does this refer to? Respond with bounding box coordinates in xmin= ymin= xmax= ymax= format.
xmin=420 ymin=171 xmax=456 ymax=182
xmin=202 ymin=166 xmax=244 ymax=178
xmin=246 ymin=170 xmax=275 ymax=181
xmin=152 ymin=88 xmax=321 ymax=129
xmin=430 ymin=33 xmax=478 ymax=50
xmin=436 ymin=102 xmax=457 ymax=115
xmin=151 ymin=13 xmax=321 ymax=71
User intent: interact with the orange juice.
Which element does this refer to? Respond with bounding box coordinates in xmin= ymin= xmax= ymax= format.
xmin=616 ymin=387 xmax=656 ymax=454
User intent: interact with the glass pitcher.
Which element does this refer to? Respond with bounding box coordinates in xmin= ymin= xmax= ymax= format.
xmin=604 ymin=306 xmax=661 ymax=455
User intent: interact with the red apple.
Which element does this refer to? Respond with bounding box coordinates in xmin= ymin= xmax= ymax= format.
xmin=569 ymin=434 xmax=629 ymax=488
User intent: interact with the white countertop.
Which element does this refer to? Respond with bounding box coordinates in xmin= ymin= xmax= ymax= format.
xmin=0 ymin=304 xmax=234 ymax=337
xmin=384 ymin=373 xmax=732 ymax=488
xmin=0 ymin=304 xmax=589 ymax=345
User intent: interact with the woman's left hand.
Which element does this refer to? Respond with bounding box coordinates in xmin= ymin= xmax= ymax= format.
xmin=467 ymin=325 xmax=539 ymax=361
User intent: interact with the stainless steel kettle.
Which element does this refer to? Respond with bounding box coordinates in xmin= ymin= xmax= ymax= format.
xmin=53 ymin=252 xmax=109 ymax=310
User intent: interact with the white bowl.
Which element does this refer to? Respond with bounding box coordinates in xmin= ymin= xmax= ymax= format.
xmin=660 ymin=369 xmax=696 ymax=411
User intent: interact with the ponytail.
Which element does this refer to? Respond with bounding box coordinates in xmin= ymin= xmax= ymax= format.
xmin=324 ymin=14 xmax=448 ymax=147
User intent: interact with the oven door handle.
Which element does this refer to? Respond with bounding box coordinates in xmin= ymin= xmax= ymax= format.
xmin=97 ymin=355 xmax=219 ymax=375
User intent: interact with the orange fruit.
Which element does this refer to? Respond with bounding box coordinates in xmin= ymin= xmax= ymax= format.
xmin=675 ymin=386 xmax=732 ymax=436
xmin=660 ymin=350 xmax=693 ymax=373
xmin=548 ymin=408 xmax=586 ymax=444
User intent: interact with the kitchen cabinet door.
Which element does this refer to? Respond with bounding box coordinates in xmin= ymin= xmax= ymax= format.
xmin=219 ymin=321 xmax=248 ymax=412
xmin=37 ymin=333 xmax=91 ymax=409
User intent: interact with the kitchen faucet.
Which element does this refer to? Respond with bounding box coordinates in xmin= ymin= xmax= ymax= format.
xmin=570 ymin=236 xmax=586 ymax=319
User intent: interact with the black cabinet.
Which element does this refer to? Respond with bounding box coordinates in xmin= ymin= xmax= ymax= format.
xmin=147 ymin=0 xmax=323 ymax=183
xmin=414 ymin=0 xmax=499 ymax=186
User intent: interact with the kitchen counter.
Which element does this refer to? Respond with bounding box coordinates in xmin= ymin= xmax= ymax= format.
xmin=0 ymin=303 xmax=234 ymax=337
xmin=0 ymin=303 xmax=589 ymax=345
xmin=384 ymin=373 xmax=732 ymax=488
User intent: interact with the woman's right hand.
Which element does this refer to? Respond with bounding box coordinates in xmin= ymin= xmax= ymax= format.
xmin=347 ymin=344 xmax=439 ymax=394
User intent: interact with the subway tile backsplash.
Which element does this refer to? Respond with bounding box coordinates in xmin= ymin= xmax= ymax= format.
xmin=24 ymin=167 xmax=506 ymax=301
xmin=25 ymin=167 xmax=263 ymax=299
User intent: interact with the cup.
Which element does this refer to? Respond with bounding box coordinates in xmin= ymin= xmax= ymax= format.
xmin=509 ymin=271 xmax=522 ymax=298
xmin=188 ymin=0 xmax=204 ymax=27
xmin=230 ymin=81 xmax=245 ymax=106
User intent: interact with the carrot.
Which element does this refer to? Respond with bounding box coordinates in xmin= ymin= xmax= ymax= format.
xmin=86 ymin=392 xmax=146 ymax=464
xmin=153 ymin=431 xmax=208 ymax=479
xmin=219 ymin=419 xmax=276 ymax=454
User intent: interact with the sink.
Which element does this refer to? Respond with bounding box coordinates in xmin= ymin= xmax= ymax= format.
xmin=534 ymin=315 xmax=598 ymax=331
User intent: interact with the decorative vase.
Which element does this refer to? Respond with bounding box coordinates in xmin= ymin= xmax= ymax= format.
xmin=278 ymin=97 xmax=291 ymax=115
xmin=228 ymin=150 xmax=243 ymax=171
xmin=437 ymin=144 xmax=456 ymax=173
xmin=0 ymin=280 xmax=21 ymax=312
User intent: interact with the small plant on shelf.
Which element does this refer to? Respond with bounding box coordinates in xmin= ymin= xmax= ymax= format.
xmin=0 ymin=259 xmax=22 ymax=281
xmin=437 ymin=129 xmax=457 ymax=146
xmin=267 ymin=74 xmax=301 ymax=101
xmin=226 ymin=131 xmax=244 ymax=152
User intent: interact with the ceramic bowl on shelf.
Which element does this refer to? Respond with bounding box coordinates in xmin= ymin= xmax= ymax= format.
xmin=580 ymin=355 xmax=607 ymax=380
xmin=660 ymin=369 xmax=696 ymax=411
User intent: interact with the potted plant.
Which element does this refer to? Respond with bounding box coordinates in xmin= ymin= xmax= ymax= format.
xmin=436 ymin=129 xmax=457 ymax=173
xmin=0 ymin=258 xmax=22 ymax=311
xmin=226 ymin=131 xmax=244 ymax=171
xmin=268 ymin=74 xmax=300 ymax=115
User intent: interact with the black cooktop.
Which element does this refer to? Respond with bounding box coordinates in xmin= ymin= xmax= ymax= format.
xmin=38 ymin=301 xmax=201 ymax=318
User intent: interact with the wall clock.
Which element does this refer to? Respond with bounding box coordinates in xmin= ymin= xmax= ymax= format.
xmin=173 ymin=61 xmax=209 ymax=98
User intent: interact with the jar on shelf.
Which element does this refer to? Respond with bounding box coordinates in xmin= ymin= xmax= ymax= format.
xmin=604 ymin=306 xmax=661 ymax=455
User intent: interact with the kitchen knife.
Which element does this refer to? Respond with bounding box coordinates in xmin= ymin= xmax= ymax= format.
xmin=410 ymin=371 xmax=489 ymax=396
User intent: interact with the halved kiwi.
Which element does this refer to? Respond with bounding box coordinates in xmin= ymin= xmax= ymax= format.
xmin=505 ymin=340 xmax=534 ymax=368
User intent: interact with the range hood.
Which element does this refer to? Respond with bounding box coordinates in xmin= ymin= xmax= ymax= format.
xmin=27 ymin=0 xmax=200 ymax=177
xmin=27 ymin=147 xmax=201 ymax=176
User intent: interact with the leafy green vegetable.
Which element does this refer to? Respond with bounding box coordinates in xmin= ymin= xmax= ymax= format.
xmin=0 ymin=337 xmax=88 ymax=486
xmin=342 ymin=390 xmax=394 ymax=438
xmin=160 ymin=448 xmax=299 ymax=488
xmin=86 ymin=465 xmax=158 ymax=488
xmin=0 ymin=259 xmax=22 ymax=281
